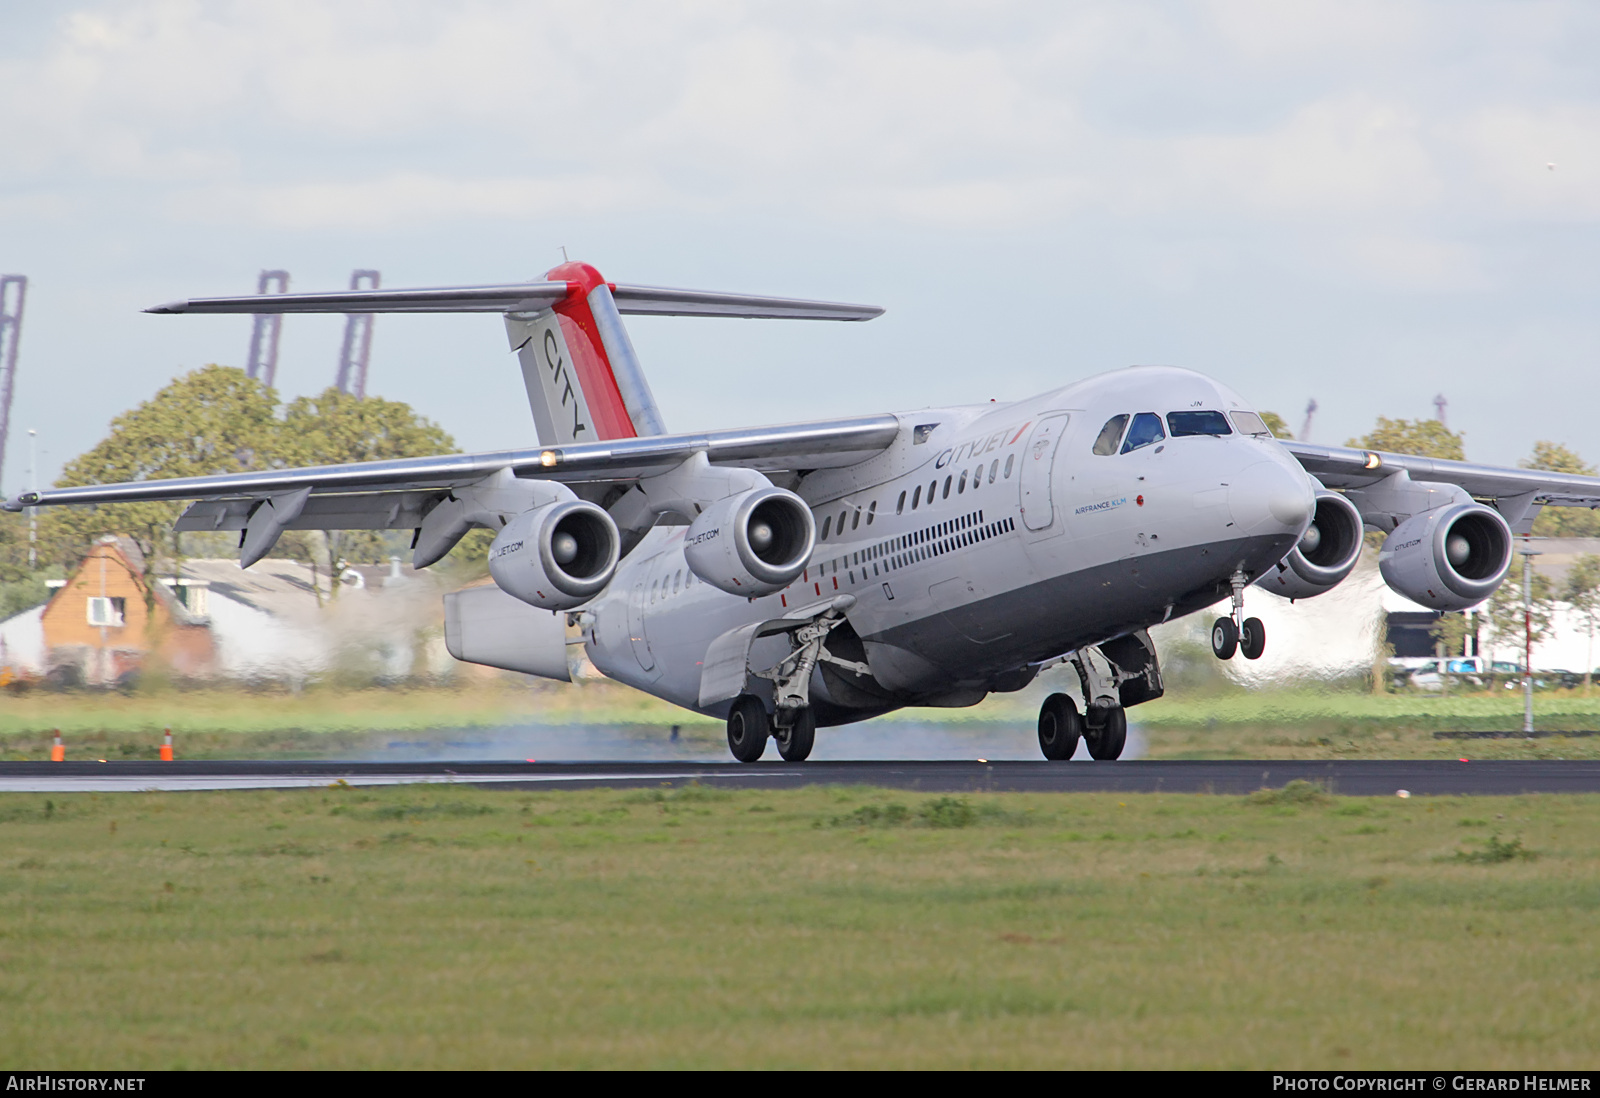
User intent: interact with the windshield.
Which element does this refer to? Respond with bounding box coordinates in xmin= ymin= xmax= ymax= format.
xmin=1092 ymin=414 xmax=1129 ymax=456
xmin=1167 ymin=410 xmax=1233 ymax=437
xmin=1121 ymin=412 xmax=1165 ymax=454
xmin=1230 ymin=411 xmax=1273 ymax=437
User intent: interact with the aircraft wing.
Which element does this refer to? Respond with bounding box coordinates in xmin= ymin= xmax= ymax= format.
xmin=3 ymin=414 xmax=903 ymax=534
xmin=1283 ymin=440 xmax=1600 ymax=532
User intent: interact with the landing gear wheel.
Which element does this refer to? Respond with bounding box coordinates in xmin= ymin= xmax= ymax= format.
xmin=1211 ymin=617 xmax=1238 ymax=660
xmin=774 ymin=706 xmax=816 ymax=762
xmin=1037 ymin=693 xmax=1084 ymax=761
xmin=1239 ymin=616 xmax=1266 ymax=660
xmin=726 ymin=695 xmax=770 ymax=763
xmin=1085 ymin=706 xmax=1128 ymax=761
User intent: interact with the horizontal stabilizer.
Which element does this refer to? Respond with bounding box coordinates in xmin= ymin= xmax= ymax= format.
xmin=147 ymin=282 xmax=883 ymax=321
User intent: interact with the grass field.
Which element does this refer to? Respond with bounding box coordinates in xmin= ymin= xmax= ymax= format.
xmin=5 ymin=676 xmax=1600 ymax=761
xmin=1 ymin=781 xmax=1597 ymax=1068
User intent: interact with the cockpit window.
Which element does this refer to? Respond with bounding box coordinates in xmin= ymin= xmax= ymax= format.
xmin=1167 ymin=410 xmax=1233 ymax=437
xmin=1120 ymin=412 xmax=1166 ymax=454
xmin=1230 ymin=411 xmax=1273 ymax=437
xmin=1092 ymin=414 xmax=1129 ymax=456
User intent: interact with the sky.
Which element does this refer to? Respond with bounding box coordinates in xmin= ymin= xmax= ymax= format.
xmin=1 ymin=0 xmax=1597 ymax=494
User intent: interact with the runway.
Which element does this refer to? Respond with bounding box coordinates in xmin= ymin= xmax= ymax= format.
xmin=3 ymin=759 xmax=1600 ymax=795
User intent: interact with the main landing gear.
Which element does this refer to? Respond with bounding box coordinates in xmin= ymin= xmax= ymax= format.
xmin=1212 ymin=568 xmax=1266 ymax=661
xmin=1037 ymin=692 xmax=1129 ymax=760
xmin=725 ymin=695 xmax=817 ymax=763
xmin=1037 ymin=647 xmax=1136 ymax=761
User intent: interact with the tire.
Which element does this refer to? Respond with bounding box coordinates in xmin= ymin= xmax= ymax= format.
xmin=1211 ymin=617 xmax=1238 ymax=660
xmin=1240 ymin=616 xmax=1266 ymax=660
xmin=1085 ymin=705 xmax=1128 ymax=761
xmin=726 ymin=695 xmax=770 ymax=763
xmin=1037 ymin=693 xmax=1083 ymax=761
xmin=774 ymin=706 xmax=816 ymax=762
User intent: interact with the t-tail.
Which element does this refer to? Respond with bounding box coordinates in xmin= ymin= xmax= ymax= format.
xmin=147 ymin=263 xmax=884 ymax=447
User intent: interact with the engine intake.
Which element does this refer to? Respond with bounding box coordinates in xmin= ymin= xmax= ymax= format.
xmin=1378 ymin=502 xmax=1512 ymax=612
xmin=1260 ymin=490 xmax=1365 ymax=599
xmin=488 ymin=500 xmax=620 ymax=610
xmin=684 ymin=487 xmax=815 ymax=596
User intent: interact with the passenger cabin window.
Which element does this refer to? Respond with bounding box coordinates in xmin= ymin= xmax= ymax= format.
xmin=1092 ymin=414 xmax=1130 ymax=456
xmin=1167 ymin=410 xmax=1232 ymax=437
xmin=1231 ymin=411 xmax=1273 ymax=437
xmin=1120 ymin=412 xmax=1165 ymax=454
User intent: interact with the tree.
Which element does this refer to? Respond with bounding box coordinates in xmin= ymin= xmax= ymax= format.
xmin=1564 ymin=554 xmax=1600 ymax=693
xmin=1427 ymin=612 xmax=1476 ymax=693
xmin=1521 ymin=441 xmax=1600 ymax=538
xmin=40 ymin=366 xmax=283 ymax=572
xmin=1258 ymin=411 xmax=1292 ymax=440
xmin=1348 ymin=417 xmax=1465 ymax=461
xmin=1485 ymin=569 xmax=1556 ymax=670
xmin=39 ymin=367 xmax=467 ymax=576
xmin=279 ymin=387 xmax=454 ymax=467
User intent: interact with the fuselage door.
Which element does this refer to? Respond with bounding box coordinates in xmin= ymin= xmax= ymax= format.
xmin=1019 ymin=413 xmax=1070 ymax=531
xmin=627 ymin=558 xmax=657 ymax=672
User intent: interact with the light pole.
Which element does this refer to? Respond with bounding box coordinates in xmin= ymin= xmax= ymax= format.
xmin=1520 ymin=544 xmax=1541 ymax=737
xmin=26 ymin=428 xmax=36 ymax=569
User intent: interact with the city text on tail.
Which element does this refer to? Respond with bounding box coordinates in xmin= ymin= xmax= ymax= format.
xmin=18 ymin=263 xmax=1600 ymax=761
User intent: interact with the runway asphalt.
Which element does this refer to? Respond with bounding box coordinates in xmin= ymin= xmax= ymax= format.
xmin=2 ymin=758 xmax=1599 ymax=795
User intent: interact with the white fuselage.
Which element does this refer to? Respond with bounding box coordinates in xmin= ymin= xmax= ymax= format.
xmin=582 ymin=366 xmax=1314 ymax=724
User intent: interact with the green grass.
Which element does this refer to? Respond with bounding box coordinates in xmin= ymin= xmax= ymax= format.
xmin=6 ymin=676 xmax=1600 ymax=760
xmin=1 ymin=783 xmax=1597 ymax=1068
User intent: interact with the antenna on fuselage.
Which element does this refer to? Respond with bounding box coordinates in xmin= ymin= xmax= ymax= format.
xmin=1299 ymin=397 xmax=1318 ymax=442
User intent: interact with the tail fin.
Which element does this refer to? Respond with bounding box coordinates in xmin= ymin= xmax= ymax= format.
xmin=146 ymin=263 xmax=883 ymax=447
xmin=506 ymin=261 xmax=664 ymax=446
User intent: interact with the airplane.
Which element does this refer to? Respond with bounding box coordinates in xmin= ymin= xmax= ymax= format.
xmin=12 ymin=260 xmax=1600 ymax=762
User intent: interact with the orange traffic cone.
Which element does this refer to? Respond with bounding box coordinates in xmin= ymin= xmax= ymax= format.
xmin=49 ymin=729 xmax=64 ymax=762
xmin=160 ymin=727 xmax=174 ymax=762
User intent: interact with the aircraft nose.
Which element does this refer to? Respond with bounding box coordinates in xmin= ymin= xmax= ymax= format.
xmin=1228 ymin=459 xmax=1313 ymax=535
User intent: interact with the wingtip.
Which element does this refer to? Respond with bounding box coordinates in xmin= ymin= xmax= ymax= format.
xmin=144 ymin=301 xmax=187 ymax=314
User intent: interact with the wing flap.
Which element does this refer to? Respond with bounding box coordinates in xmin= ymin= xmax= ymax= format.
xmin=175 ymin=491 xmax=441 ymax=533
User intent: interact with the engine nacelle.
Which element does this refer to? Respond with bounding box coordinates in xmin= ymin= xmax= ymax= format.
xmin=488 ymin=500 xmax=620 ymax=611
xmin=1260 ymin=490 xmax=1365 ymax=599
xmin=1378 ymin=502 xmax=1512 ymax=611
xmin=684 ymin=487 xmax=815 ymax=597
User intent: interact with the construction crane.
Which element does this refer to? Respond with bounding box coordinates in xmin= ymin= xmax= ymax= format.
xmin=335 ymin=269 xmax=380 ymax=398
xmin=245 ymin=270 xmax=289 ymax=387
xmin=1299 ymin=397 xmax=1318 ymax=443
xmin=0 ymin=275 xmax=26 ymax=493
xmin=1434 ymin=393 xmax=1448 ymax=429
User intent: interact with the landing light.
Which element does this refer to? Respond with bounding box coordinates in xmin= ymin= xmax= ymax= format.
xmin=540 ymin=450 xmax=559 ymax=467
xmin=1362 ymin=452 xmax=1382 ymax=470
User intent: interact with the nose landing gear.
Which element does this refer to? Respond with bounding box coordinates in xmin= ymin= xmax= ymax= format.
xmin=1212 ymin=568 xmax=1266 ymax=661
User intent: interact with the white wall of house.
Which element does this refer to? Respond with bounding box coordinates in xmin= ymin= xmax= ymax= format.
xmin=0 ymin=606 xmax=46 ymax=674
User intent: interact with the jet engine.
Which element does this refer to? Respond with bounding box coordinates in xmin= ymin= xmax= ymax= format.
xmin=488 ymin=500 xmax=620 ymax=611
xmin=1378 ymin=502 xmax=1513 ymax=612
xmin=684 ymin=487 xmax=815 ymax=597
xmin=1260 ymin=490 xmax=1365 ymax=599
